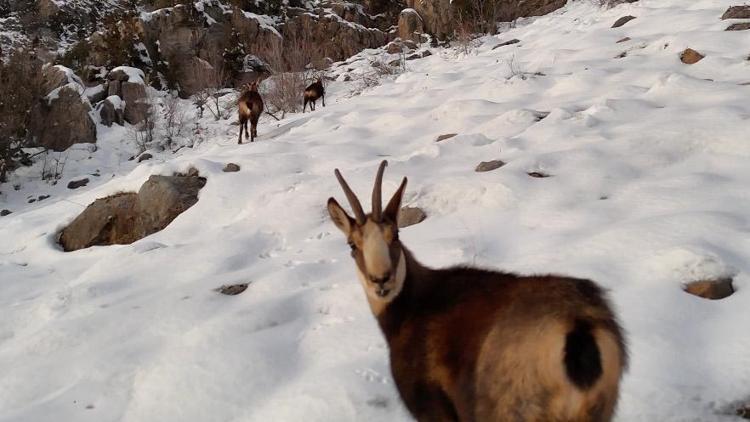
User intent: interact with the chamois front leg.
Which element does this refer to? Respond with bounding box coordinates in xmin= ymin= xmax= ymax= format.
xmin=322 ymin=93 xmax=325 ymax=107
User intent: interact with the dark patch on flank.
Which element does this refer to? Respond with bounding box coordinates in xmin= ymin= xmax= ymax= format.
xmin=564 ymin=319 xmax=603 ymax=389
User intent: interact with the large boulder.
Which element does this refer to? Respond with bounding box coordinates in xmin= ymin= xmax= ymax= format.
xmin=284 ymin=12 xmax=389 ymax=61
xmin=137 ymin=173 xmax=206 ymax=235
xmin=59 ymin=171 xmax=207 ymax=251
xmin=59 ymin=193 xmax=142 ymax=251
xmin=107 ymin=67 xmax=149 ymax=124
xmin=99 ymin=95 xmax=125 ymax=127
xmin=408 ymin=0 xmax=566 ymax=39
xmin=721 ymin=5 xmax=750 ymax=19
xmin=28 ymin=67 xmax=97 ymax=152
xmin=398 ymin=8 xmax=424 ymax=43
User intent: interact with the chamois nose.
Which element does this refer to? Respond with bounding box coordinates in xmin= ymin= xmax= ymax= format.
xmin=371 ymin=272 xmax=391 ymax=285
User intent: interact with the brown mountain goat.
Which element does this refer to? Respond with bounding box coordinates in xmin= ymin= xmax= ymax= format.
xmin=327 ymin=161 xmax=628 ymax=422
xmin=302 ymin=78 xmax=325 ymax=113
xmin=238 ymin=81 xmax=264 ymax=144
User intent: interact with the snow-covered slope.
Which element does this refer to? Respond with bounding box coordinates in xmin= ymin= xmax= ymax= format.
xmin=2 ymin=0 xmax=750 ymax=421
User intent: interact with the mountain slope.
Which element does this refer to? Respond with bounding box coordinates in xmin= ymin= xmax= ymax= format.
xmin=2 ymin=1 xmax=750 ymax=421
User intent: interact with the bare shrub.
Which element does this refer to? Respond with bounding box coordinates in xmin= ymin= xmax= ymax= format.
xmin=40 ymin=150 xmax=69 ymax=183
xmin=160 ymin=94 xmax=186 ymax=148
xmin=192 ymin=58 xmax=231 ymax=121
xmin=0 ymin=49 xmax=44 ymax=183
xmin=454 ymin=11 xmax=480 ymax=55
xmin=263 ymin=34 xmax=327 ymax=118
xmin=131 ymin=90 xmax=156 ymax=154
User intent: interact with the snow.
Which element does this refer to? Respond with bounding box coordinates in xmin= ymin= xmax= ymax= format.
xmin=45 ymin=82 xmax=86 ymax=104
xmin=111 ymin=66 xmax=146 ymax=85
xmin=242 ymin=11 xmax=282 ymax=37
xmin=2 ymin=0 xmax=750 ymax=421
xmin=105 ymin=95 xmax=125 ymax=109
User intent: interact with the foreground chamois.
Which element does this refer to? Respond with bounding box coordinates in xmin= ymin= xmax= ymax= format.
xmin=327 ymin=161 xmax=628 ymax=422
xmin=302 ymin=78 xmax=325 ymax=113
xmin=238 ymin=81 xmax=264 ymax=143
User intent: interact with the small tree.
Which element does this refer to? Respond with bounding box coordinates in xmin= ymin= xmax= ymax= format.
xmin=0 ymin=49 xmax=44 ymax=183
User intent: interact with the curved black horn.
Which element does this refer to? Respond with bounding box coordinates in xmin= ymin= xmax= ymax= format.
xmin=335 ymin=169 xmax=366 ymax=224
xmin=372 ymin=160 xmax=388 ymax=221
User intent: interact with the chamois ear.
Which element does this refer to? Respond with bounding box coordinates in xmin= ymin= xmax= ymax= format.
xmin=384 ymin=177 xmax=407 ymax=225
xmin=327 ymin=197 xmax=354 ymax=236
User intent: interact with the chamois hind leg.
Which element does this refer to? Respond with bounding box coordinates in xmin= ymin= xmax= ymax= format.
xmin=238 ymin=118 xmax=246 ymax=144
xmin=250 ymin=115 xmax=259 ymax=142
xmin=311 ymin=99 xmax=316 ymax=111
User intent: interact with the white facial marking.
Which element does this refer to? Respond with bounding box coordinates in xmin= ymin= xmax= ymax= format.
xmin=356 ymin=251 xmax=406 ymax=316
xmin=362 ymin=222 xmax=391 ymax=279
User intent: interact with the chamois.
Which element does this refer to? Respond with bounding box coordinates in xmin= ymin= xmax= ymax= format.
xmin=327 ymin=161 xmax=628 ymax=422
xmin=302 ymin=78 xmax=325 ymax=113
xmin=238 ymin=81 xmax=264 ymax=144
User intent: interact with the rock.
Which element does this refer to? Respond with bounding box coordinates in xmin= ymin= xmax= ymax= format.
xmin=107 ymin=67 xmax=149 ymax=124
xmin=616 ymin=37 xmax=631 ymax=43
xmin=137 ymin=153 xmax=153 ymax=163
xmin=680 ymin=48 xmax=705 ymax=64
xmin=726 ymin=22 xmax=750 ymax=31
xmin=216 ymin=283 xmax=249 ymax=295
xmin=137 ymin=173 xmax=206 ymax=236
xmin=721 ymin=5 xmax=750 ymax=19
xmin=435 ymin=133 xmax=457 ymax=142
xmin=492 ymin=39 xmax=520 ymax=49
xmin=28 ymin=71 xmax=97 ymax=152
xmin=398 ymin=206 xmax=426 ymax=228
xmin=408 ymin=0 xmax=564 ymax=40
xmin=59 ymin=193 xmax=141 ymax=251
xmin=611 ymin=15 xmax=636 ymax=28
xmin=683 ymin=278 xmax=734 ymax=300
xmin=0 ymin=210 xmax=11 ymax=217
xmin=421 ymin=50 xmax=433 ymax=57
xmin=121 ymin=82 xmax=149 ymax=125
xmin=41 ymin=65 xmax=82 ymax=94
xmin=737 ymin=404 xmax=750 ymax=419
xmin=475 ymin=160 xmax=506 ymax=172
xmin=343 ymin=74 xmax=352 ymax=81
xmin=387 ymin=41 xmax=404 ymax=54
xmin=528 ymin=171 xmax=551 ymax=178
xmin=284 ymin=12 xmax=388 ymax=66
xmin=37 ymin=0 xmax=61 ymax=20
xmin=398 ymin=8 xmax=424 ymax=43
xmin=223 ymin=163 xmax=241 ymax=172
xmin=405 ymin=0 xmax=453 ymax=40
xmin=85 ymin=83 xmax=108 ymax=104
xmin=67 ymin=178 xmax=90 ymax=189
xmin=99 ymin=95 xmax=125 ymax=127
xmin=38 ymin=195 xmax=50 ymax=201
xmin=59 ymin=171 xmax=207 ymax=251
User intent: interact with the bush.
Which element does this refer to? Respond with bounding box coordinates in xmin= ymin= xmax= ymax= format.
xmin=262 ymin=34 xmax=326 ymax=117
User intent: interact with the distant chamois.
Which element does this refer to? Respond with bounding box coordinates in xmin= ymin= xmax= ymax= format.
xmin=327 ymin=161 xmax=628 ymax=422
xmin=302 ymin=78 xmax=325 ymax=113
xmin=238 ymin=81 xmax=264 ymax=144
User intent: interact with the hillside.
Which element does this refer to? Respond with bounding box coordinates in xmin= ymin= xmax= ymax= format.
xmin=2 ymin=0 xmax=750 ymax=421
